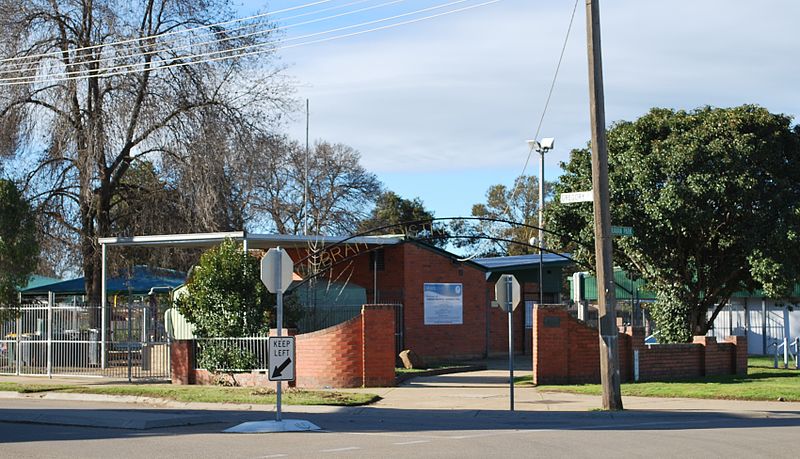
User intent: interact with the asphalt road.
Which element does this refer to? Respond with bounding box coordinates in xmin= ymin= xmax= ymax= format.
xmin=2 ymin=397 xmax=800 ymax=458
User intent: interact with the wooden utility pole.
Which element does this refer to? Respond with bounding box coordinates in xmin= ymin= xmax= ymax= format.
xmin=586 ymin=0 xmax=623 ymax=410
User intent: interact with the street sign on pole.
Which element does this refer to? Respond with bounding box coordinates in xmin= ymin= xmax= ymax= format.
xmin=560 ymin=190 xmax=594 ymax=204
xmin=268 ymin=336 xmax=295 ymax=382
xmin=227 ymin=248 xmax=318 ymax=432
xmin=611 ymin=226 xmax=634 ymax=237
xmin=494 ymin=274 xmax=521 ymax=313
xmin=495 ymin=274 xmax=521 ymax=411
xmin=261 ymin=248 xmax=294 ymax=294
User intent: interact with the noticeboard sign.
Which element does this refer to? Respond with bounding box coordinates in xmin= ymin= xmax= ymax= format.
xmin=423 ymin=283 xmax=463 ymax=325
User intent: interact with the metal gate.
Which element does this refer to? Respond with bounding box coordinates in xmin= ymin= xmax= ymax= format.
xmin=1 ymin=300 xmax=170 ymax=380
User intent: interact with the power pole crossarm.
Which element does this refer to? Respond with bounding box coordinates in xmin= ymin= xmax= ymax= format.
xmin=586 ymin=0 xmax=623 ymax=411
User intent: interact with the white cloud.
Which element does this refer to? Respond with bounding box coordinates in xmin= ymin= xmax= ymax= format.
xmin=259 ymin=0 xmax=800 ymax=214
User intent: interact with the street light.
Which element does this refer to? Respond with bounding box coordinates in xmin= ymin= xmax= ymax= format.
xmin=527 ymin=138 xmax=555 ymax=304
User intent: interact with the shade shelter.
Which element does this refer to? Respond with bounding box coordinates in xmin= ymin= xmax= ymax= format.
xmin=23 ymin=266 xmax=185 ymax=299
xmin=96 ymin=231 xmax=402 ymax=368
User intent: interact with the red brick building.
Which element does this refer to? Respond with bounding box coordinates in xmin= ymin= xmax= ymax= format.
xmin=288 ymin=238 xmax=571 ymax=364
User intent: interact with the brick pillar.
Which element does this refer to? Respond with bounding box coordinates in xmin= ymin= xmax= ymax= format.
xmin=532 ymin=306 xmax=569 ymax=385
xmin=725 ymin=335 xmax=748 ymax=376
xmin=361 ymin=304 xmax=397 ymax=387
xmin=693 ymin=336 xmax=720 ymax=376
xmin=170 ymin=339 xmax=195 ymax=385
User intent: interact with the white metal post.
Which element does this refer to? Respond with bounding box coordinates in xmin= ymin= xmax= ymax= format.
xmin=47 ymin=291 xmax=53 ymax=378
xmin=101 ymin=243 xmax=107 ymax=369
xmin=276 ymin=247 xmax=284 ymax=422
xmin=784 ymin=337 xmax=789 ymax=369
xmin=16 ymin=307 xmax=21 ymax=375
xmin=507 ymin=275 xmax=514 ymax=411
xmin=795 ymin=337 xmax=799 ymax=369
xmin=539 ymin=149 xmax=545 ymax=305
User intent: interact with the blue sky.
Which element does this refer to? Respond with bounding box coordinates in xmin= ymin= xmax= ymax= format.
xmin=238 ymin=0 xmax=800 ymax=219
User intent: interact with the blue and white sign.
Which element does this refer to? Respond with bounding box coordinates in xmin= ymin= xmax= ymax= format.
xmin=423 ymin=283 xmax=463 ymax=325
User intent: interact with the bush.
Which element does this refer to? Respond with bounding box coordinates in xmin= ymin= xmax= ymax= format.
xmin=177 ymin=239 xmax=271 ymax=337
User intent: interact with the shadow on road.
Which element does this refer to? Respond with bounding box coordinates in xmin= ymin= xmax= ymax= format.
xmin=2 ymin=404 xmax=800 ymax=444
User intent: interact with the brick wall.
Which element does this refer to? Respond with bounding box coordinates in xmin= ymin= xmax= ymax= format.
xmin=171 ymin=305 xmax=396 ymax=388
xmin=400 ymin=244 xmax=488 ymax=363
xmin=532 ymin=305 xmax=748 ymax=384
xmin=295 ymin=313 xmax=364 ymax=388
xmin=290 ymin=240 xmax=551 ymax=364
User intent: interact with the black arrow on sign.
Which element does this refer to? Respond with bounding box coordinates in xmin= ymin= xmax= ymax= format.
xmin=272 ymin=357 xmax=292 ymax=378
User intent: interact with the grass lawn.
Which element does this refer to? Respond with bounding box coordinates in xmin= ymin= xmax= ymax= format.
xmin=520 ymin=356 xmax=800 ymax=402
xmin=0 ymin=382 xmax=379 ymax=406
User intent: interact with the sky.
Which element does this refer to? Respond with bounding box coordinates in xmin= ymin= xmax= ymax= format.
xmin=238 ymin=0 xmax=800 ymax=219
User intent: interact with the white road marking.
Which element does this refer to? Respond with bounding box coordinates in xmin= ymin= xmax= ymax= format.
xmin=258 ymin=455 xmax=288 ymax=458
xmin=393 ymin=440 xmax=431 ymax=445
xmin=319 ymin=447 xmax=361 ymax=453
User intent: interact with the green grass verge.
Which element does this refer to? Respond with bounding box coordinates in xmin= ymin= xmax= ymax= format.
xmin=0 ymin=382 xmax=73 ymax=393
xmin=0 ymin=382 xmax=379 ymax=406
xmin=527 ymin=357 xmax=800 ymax=402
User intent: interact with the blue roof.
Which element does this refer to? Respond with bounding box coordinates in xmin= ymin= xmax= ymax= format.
xmin=474 ymin=253 xmax=574 ymax=270
xmin=22 ymin=266 xmax=186 ymax=295
xmin=20 ymin=275 xmax=62 ymax=291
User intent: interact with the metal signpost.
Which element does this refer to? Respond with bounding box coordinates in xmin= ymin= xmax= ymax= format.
xmin=225 ymin=247 xmax=319 ymax=433
xmin=495 ymin=274 xmax=521 ymax=411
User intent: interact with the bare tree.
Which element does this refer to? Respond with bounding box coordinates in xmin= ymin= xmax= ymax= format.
xmin=0 ymin=0 xmax=291 ymax=302
xmin=248 ymin=140 xmax=382 ymax=236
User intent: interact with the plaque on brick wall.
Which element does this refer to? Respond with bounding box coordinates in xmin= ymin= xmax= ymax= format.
xmin=543 ymin=316 xmax=561 ymax=328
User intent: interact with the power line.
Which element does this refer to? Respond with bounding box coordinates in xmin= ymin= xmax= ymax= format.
xmin=0 ymin=0 xmax=336 ymax=65
xmin=457 ymin=0 xmax=579 ymax=262
xmin=1 ymin=0 xmax=499 ymax=86
xmin=0 ymin=0 xmax=407 ymax=77
xmin=1 ymin=0 xmax=477 ymax=83
xmin=0 ymin=0 xmax=385 ymax=74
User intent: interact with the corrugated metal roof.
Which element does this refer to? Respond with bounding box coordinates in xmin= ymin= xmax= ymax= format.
xmin=474 ymin=253 xmax=573 ymax=270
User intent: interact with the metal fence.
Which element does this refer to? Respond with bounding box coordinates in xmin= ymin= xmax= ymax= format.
xmin=295 ymin=304 xmax=364 ymax=334
xmin=1 ymin=301 xmax=170 ymax=380
xmin=193 ymin=337 xmax=269 ymax=372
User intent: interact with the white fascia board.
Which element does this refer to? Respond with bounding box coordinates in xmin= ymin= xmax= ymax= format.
xmin=98 ymin=231 xmax=245 ymax=247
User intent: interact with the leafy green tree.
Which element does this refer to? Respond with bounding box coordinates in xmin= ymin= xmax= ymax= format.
xmin=0 ymin=179 xmax=38 ymax=316
xmin=177 ymin=239 xmax=272 ymax=338
xmin=548 ymin=105 xmax=800 ymax=342
xmin=453 ymin=175 xmax=555 ymax=256
xmin=358 ymin=191 xmax=447 ymax=246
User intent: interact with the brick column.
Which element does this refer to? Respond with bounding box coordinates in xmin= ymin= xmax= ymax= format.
xmin=361 ymin=304 xmax=397 ymax=387
xmin=694 ymin=336 xmax=726 ymax=376
xmin=170 ymin=339 xmax=195 ymax=385
xmin=532 ymin=306 xmax=569 ymax=384
xmin=725 ymin=335 xmax=748 ymax=376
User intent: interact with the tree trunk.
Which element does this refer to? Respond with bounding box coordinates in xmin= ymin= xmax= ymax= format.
xmin=690 ymin=307 xmax=710 ymax=337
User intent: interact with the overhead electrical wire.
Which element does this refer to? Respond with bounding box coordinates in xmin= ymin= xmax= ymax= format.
xmin=0 ymin=0 xmax=406 ymax=76
xmin=457 ymin=0 xmax=579 ymax=262
xmin=0 ymin=0 xmax=337 ymax=65
xmin=0 ymin=0 xmax=500 ymax=86
xmin=0 ymin=0 xmax=387 ymax=74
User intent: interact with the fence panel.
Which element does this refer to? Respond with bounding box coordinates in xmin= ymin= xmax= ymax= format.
xmin=194 ymin=337 xmax=269 ymax=372
xmin=0 ymin=302 xmax=170 ymax=380
xmin=296 ymin=304 xmax=364 ymax=334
